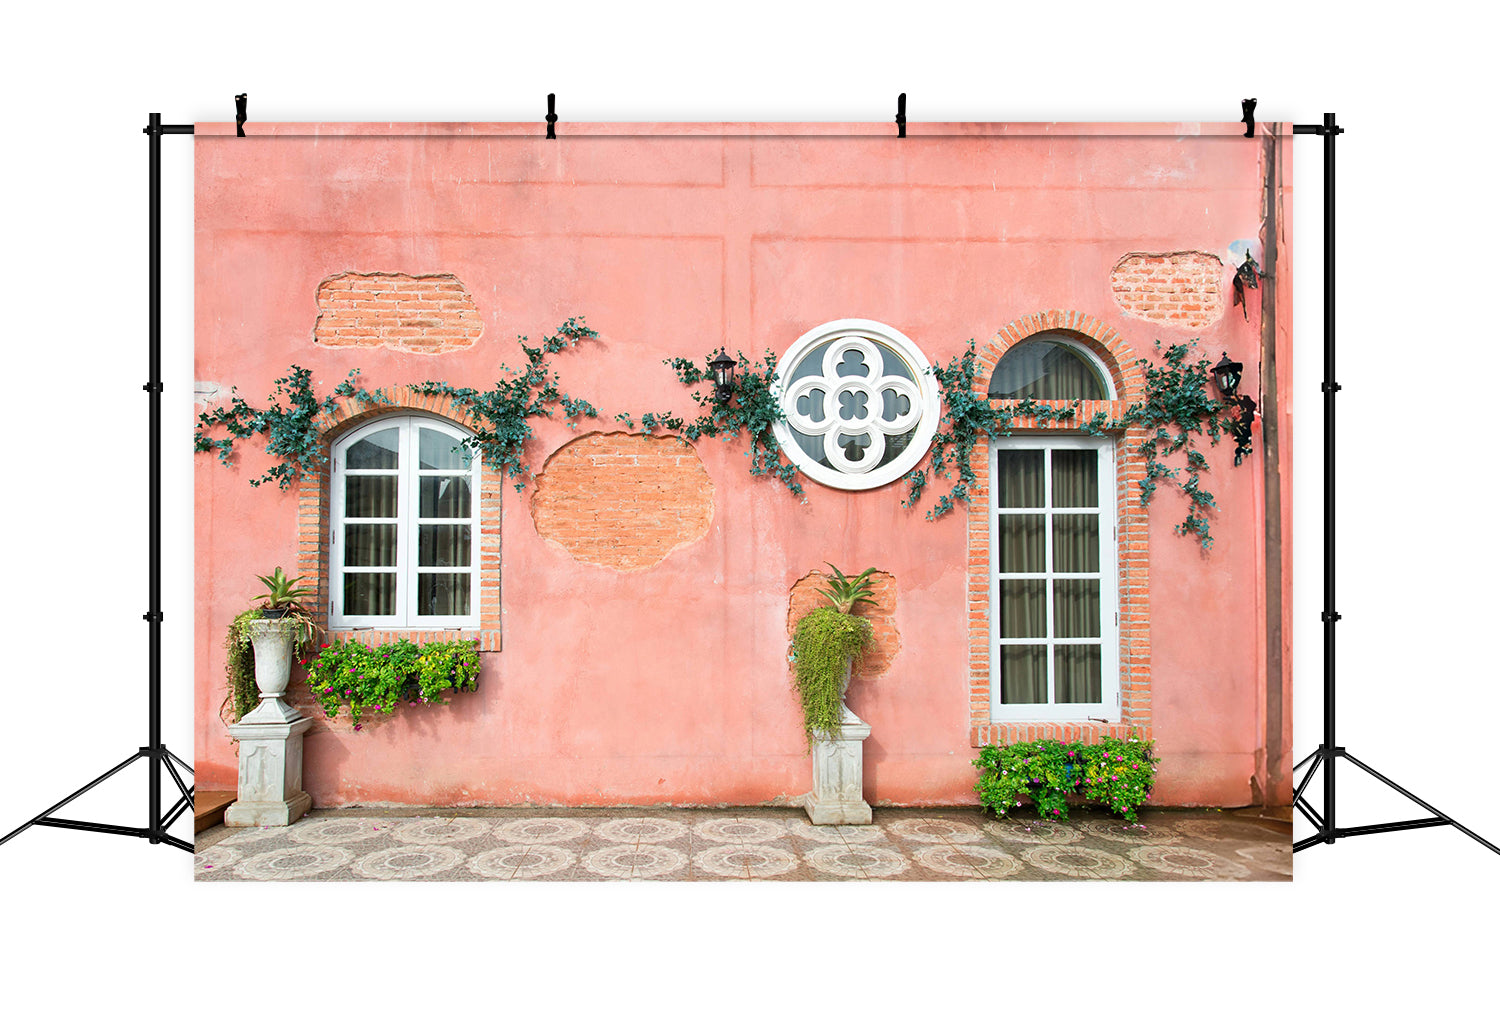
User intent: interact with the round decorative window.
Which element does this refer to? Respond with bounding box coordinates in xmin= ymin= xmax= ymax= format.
xmin=772 ymin=319 xmax=941 ymax=491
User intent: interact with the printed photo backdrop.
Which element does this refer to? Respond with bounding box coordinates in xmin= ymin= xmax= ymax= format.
xmin=193 ymin=122 xmax=1292 ymax=878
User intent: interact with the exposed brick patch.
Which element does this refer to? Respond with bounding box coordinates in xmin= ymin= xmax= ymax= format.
xmin=968 ymin=312 xmax=1152 ymax=746
xmin=530 ymin=432 xmax=715 ymax=572
xmin=1110 ymin=252 xmax=1224 ymax=328
xmin=313 ymin=272 xmax=484 ymax=353
xmin=787 ymin=570 xmax=900 ymax=676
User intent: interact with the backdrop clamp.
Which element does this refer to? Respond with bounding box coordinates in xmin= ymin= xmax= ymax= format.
xmin=896 ymin=93 xmax=906 ymax=138
xmin=546 ymin=93 xmax=557 ymax=139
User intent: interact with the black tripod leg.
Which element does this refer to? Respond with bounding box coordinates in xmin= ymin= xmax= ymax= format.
xmin=1340 ymin=752 xmax=1500 ymax=857
xmin=0 ymin=751 xmax=146 ymax=847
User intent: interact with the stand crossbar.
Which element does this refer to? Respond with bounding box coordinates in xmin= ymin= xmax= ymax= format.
xmin=1291 ymin=114 xmax=1496 ymax=858
xmin=0 ymin=114 xmax=195 ymax=857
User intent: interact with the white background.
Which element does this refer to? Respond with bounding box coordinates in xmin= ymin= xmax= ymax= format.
xmin=2 ymin=2 xmax=1495 ymax=1018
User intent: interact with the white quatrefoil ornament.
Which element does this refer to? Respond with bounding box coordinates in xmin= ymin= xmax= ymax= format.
xmin=772 ymin=319 xmax=941 ymax=491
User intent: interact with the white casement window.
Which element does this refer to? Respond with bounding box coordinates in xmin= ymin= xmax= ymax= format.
xmin=330 ymin=415 xmax=480 ymax=630
xmin=990 ymin=435 xmax=1118 ymax=722
xmin=772 ymin=319 xmax=942 ymax=491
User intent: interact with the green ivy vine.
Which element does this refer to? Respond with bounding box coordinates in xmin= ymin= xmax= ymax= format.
xmin=617 ymin=350 xmax=804 ymax=498
xmin=907 ymin=338 xmax=1240 ymax=547
xmin=194 ymin=317 xmax=602 ymax=492
xmin=409 ymin=317 xmax=600 ymax=491
xmin=195 ymin=366 xmax=389 ymax=489
xmin=901 ymin=341 xmax=1081 ymax=520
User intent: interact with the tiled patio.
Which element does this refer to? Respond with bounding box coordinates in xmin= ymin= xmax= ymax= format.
xmin=195 ymin=806 xmax=1292 ymax=882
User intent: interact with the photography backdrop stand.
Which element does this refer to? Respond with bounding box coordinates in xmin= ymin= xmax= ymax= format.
xmin=1291 ymin=113 xmax=1497 ymax=857
xmin=4 ymin=107 xmax=1495 ymax=862
xmin=0 ymin=114 xmax=196 ymax=855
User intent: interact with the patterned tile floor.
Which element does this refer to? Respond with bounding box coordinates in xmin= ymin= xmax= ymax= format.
xmin=195 ymin=806 xmax=1291 ymax=882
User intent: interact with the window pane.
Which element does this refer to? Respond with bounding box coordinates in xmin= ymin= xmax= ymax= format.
xmin=988 ymin=340 xmax=1108 ymax=400
xmin=418 ymin=573 xmax=470 ymax=616
xmin=1054 ymin=580 xmax=1101 ymax=638
xmin=1000 ymin=645 xmax=1047 ymax=704
xmin=835 ymin=432 xmax=873 ymax=467
xmin=999 ymin=580 xmax=1046 ymax=638
xmin=1054 ymin=646 xmax=1103 ymax=703
xmin=419 ymin=476 xmax=472 ymax=518
xmin=419 ymin=525 xmax=471 ymax=567
xmin=420 ymin=429 xmax=471 ymax=471
xmin=995 ymin=450 xmax=1044 ymax=508
xmin=345 ymin=475 xmax=398 ymax=519
xmin=345 ymin=524 xmax=397 ymax=567
xmin=877 ymin=342 xmax=916 ymax=382
xmin=997 ymin=515 xmax=1045 ymax=573
xmin=344 ymin=572 xmax=397 ymax=616
xmin=346 ymin=428 xmax=399 ymax=470
xmin=1052 ymin=449 xmax=1098 ymax=508
xmin=1053 ymin=514 xmax=1100 ymax=572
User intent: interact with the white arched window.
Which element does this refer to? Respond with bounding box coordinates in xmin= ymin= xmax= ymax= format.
xmin=330 ymin=415 xmax=480 ymax=629
xmin=772 ymin=319 xmax=941 ymax=491
xmin=987 ymin=334 xmax=1116 ymax=401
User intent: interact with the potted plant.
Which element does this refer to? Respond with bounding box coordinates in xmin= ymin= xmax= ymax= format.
xmin=252 ymin=566 xmax=314 ymax=618
xmin=790 ymin=564 xmax=877 ymax=744
xmin=234 ymin=567 xmax=318 ymax=723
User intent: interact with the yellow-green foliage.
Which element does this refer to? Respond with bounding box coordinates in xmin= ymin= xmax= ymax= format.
xmin=791 ymin=607 xmax=873 ymax=744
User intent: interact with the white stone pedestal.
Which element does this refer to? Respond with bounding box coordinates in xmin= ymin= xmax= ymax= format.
xmin=805 ymin=703 xmax=873 ymax=826
xmin=225 ymin=711 xmax=314 ymax=828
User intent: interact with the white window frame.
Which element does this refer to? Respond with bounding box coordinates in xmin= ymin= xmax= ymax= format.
xmin=990 ymin=435 xmax=1119 ymax=722
xmin=330 ymin=415 xmax=481 ymax=630
xmin=771 ymin=318 xmax=942 ymax=491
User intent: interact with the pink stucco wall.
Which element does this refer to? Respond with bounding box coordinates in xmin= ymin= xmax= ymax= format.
xmin=194 ymin=122 xmax=1292 ymax=809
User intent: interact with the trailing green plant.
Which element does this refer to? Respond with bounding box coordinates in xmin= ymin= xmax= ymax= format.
xmin=195 ymin=366 xmax=390 ymax=489
xmin=195 ymin=318 xmax=602 ymax=492
xmin=224 ymin=608 xmax=266 ymax=721
xmin=790 ymin=607 xmax=873 ymax=746
xmin=1080 ymin=340 xmax=1241 ymax=547
xmin=621 ymin=350 xmax=804 ymax=497
xmin=222 ymin=604 xmax=319 ymax=721
xmin=304 ymin=637 xmax=481 ymax=729
xmin=973 ymin=735 xmax=1158 ymax=823
xmin=902 ymin=341 xmax=1081 ymax=520
xmin=907 ymin=338 xmax=1241 ymax=546
xmin=409 ymin=317 xmax=602 ymax=491
xmin=789 ymin=564 xmax=879 ymax=745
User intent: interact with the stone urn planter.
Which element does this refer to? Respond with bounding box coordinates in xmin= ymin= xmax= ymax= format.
xmin=225 ymin=574 xmax=316 ymax=827
xmin=791 ymin=565 xmax=879 ymax=827
xmin=240 ymin=616 xmax=301 ymax=725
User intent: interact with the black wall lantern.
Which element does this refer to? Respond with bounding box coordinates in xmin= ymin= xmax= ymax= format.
xmin=1212 ymin=352 xmax=1257 ymax=466
xmin=709 ymin=348 xmax=739 ymax=405
xmin=1232 ymin=251 xmax=1261 ymax=321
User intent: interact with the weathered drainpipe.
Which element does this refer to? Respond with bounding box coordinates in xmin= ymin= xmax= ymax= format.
xmin=1259 ymin=125 xmax=1287 ymax=806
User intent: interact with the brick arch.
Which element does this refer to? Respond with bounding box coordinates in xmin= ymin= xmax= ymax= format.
xmin=315 ymin=385 xmax=486 ymax=442
xmin=964 ymin=310 xmax=1152 ymax=749
xmin=975 ymin=309 xmax=1146 ymax=407
xmin=294 ymin=390 xmax=504 ymax=668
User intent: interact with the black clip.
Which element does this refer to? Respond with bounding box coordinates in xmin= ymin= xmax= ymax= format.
xmin=896 ymin=93 xmax=906 ymax=138
xmin=1241 ymin=97 xmax=1256 ymax=138
xmin=546 ymin=93 xmax=557 ymax=139
xmin=236 ymin=93 xmax=248 ymax=137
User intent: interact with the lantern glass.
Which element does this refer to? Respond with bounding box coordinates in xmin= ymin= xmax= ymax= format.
xmin=1212 ymin=354 xmax=1242 ymax=397
xmin=709 ymin=350 xmax=736 ymax=390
